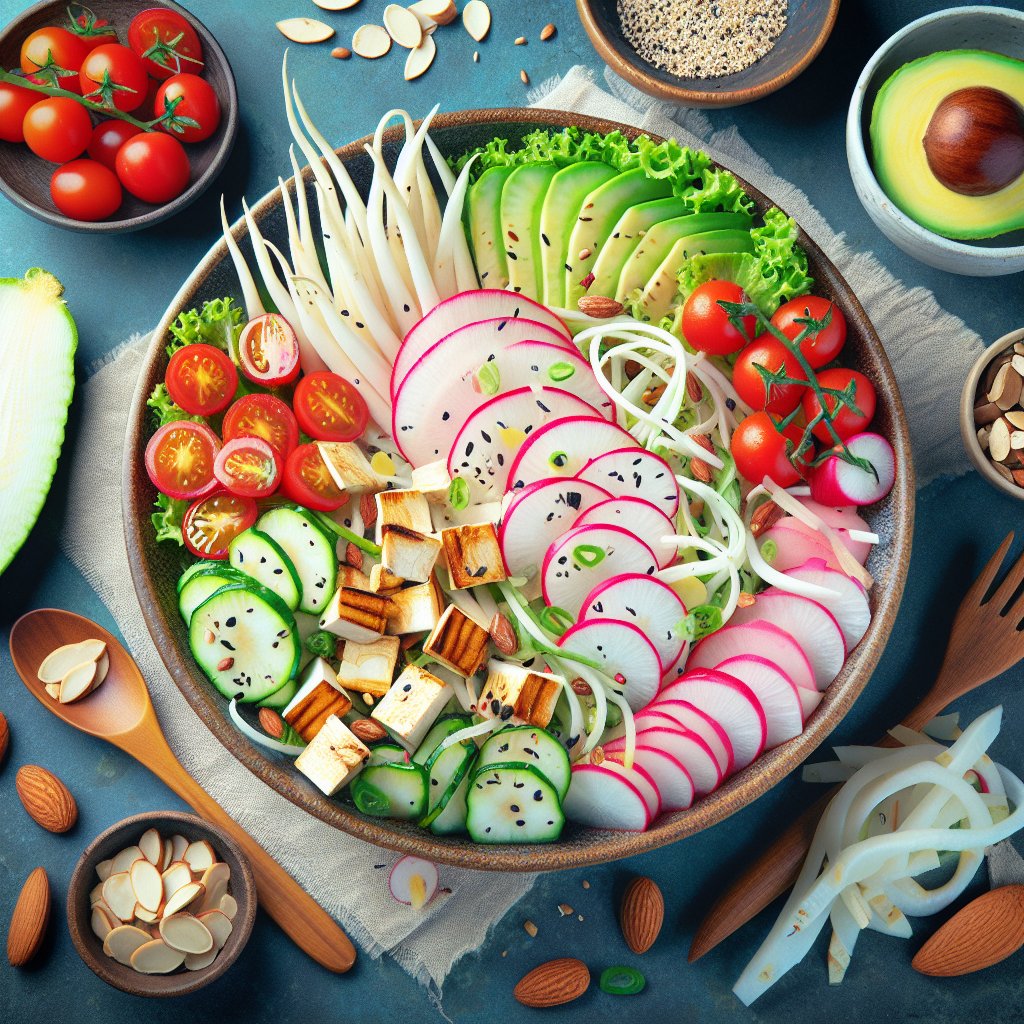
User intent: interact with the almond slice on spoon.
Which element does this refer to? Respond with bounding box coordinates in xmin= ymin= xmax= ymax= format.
xmin=58 ymin=661 xmax=97 ymax=704
xmin=103 ymin=925 xmax=151 ymax=965
xmin=138 ymin=827 xmax=163 ymax=867
xmin=404 ymin=34 xmax=436 ymax=80
xmin=353 ymin=24 xmax=391 ymax=58
xmin=130 ymin=938 xmax=187 ymax=974
xmin=163 ymin=881 xmax=205 ymax=918
xmin=197 ymin=909 xmax=233 ymax=950
xmin=160 ymin=913 xmax=214 ymax=955
xmin=183 ymin=839 xmax=216 ymax=873
xmin=37 ymin=639 xmax=105 ymax=683
xmin=92 ymin=651 xmax=109 ymax=691
xmin=44 ymin=682 xmax=61 ymax=700
xmin=462 ymin=0 xmax=491 ymax=42
xmin=102 ymin=873 xmax=139 ymax=923
xmin=130 ymin=859 xmax=164 ymax=915
xmin=276 ymin=17 xmax=335 ymax=43
xmin=409 ymin=0 xmax=456 ymax=25
xmin=384 ymin=4 xmax=423 ymax=48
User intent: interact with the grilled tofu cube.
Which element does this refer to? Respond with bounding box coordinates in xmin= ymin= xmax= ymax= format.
xmin=423 ymin=605 xmax=489 ymax=677
xmin=370 ymin=665 xmax=453 ymax=751
xmin=369 ymin=562 xmax=405 ymax=594
xmin=479 ymin=658 xmax=563 ymax=728
xmin=337 ymin=564 xmax=373 ymax=591
xmin=374 ymin=488 xmax=432 ymax=545
xmin=441 ymin=522 xmax=507 ymax=589
xmin=319 ymin=586 xmax=390 ymax=643
xmin=430 ymin=499 xmax=503 ymax=533
xmin=410 ymin=461 xmax=452 ymax=503
xmin=386 ymin=579 xmax=445 ymax=635
xmin=282 ymin=658 xmax=353 ymax=742
xmin=318 ymin=441 xmax=387 ymax=495
xmin=380 ymin=526 xmax=441 ymax=584
xmin=294 ymin=715 xmax=370 ymax=796
xmin=337 ymin=635 xmax=401 ymax=697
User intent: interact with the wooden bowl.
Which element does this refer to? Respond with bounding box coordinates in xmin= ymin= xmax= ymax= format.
xmin=575 ymin=0 xmax=840 ymax=107
xmin=67 ymin=811 xmax=256 ymax=996
xmin=0 ymin=0 xmax=237 ymax=233
xmin=122 ymin=107 xmax=914 ymax=872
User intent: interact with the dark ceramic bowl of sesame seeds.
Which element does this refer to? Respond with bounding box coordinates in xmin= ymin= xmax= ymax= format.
xmin=576 ymin=0 xmax=840 ymax=107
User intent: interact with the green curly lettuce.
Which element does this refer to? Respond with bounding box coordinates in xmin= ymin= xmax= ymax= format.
xmin=305 ymin=630 xmax=339 ymax=661
xmin=152 ymin=491 xmax=188 ymax=546
xmin=166 ymin=296 xmax=244 ymax=357
xmin=146 ymin=382 xmax=204 ymax=429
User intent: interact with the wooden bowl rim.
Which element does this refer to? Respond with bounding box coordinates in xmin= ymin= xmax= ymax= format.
xmin=122 ymin=106 xmax=915 ymax=872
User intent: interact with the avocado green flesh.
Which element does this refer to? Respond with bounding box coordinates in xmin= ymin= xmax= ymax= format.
xmin=870 ymin=49 xmax=1024 ymax=239
xmin=501 ymin=163 xmax=558 ymax=300
xmin=467 ymin=166 xmax=516 ymax=288
xmin=539 ymin=162 xmax=619 ymax=307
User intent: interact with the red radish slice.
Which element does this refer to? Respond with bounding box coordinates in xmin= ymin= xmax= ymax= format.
xmin=499 ymin=477 xmax=611 ymax=579
xmin=798 ymin=686 xmax=823 ymax=722
xmin=794 ymin=498 xmax=873 ymax=564
xmin=658 ymin=670 xmax=766 ymax=772
xmin=785 ymin=558 xmax=870 ymax=649
xmin=576 ymin=446 xmax=680 ymax=519
xmin=642 ymin=700 xmax=734 ymax=777
xmin=727 ymin=590 xmax=845 ymax=690
xmin=558 ymin=618 xmax=663 ymax=711
xmin=714 ymin=655 xmax=803 ymax=748
xmin=508 ymin=416 xmax=635 ymax=493
xmin=810 ymin=432 xmax=896 ymax=507
xmin=580 ymin=573 xmax=687 ymax=675
xmin=759 ymin=523 xmax=840 ymax=574
xmin=575 ymin=498 xmax=678 ymax=568
xmin=606 ymin=725 xmax=721 ymax=796
xmin=563 ymin=762 xmax=653 ymax=831
xmin=606 ymin=746 xmax=693 ymax=812
xmin=388 ymin=856 xmax=439 ymax=909
xmin=393 ymin=290 xmax=571 ymax=394
xmin=448 ymin=387 xmax=600 ymax=502
xmin=688 ymin=620 xmax=816 ymax=693
xmin=542 ymin=524 xmax=658 ymax=616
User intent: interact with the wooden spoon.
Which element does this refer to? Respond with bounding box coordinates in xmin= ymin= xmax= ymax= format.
xmin=8 ymin=608 xmax=356 ymax=974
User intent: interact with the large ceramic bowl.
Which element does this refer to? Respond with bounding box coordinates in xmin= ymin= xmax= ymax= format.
xmin=123 ymin=108 xmax=915 ymax=872
xmin=846 ymin=5 xmax=1024 ymax=277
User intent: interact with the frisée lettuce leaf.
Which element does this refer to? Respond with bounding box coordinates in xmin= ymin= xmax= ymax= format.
xmin=152 ymin=491 xmax=188 ymax=547
xmin=166 ymin=296 xmax=244 ymax=357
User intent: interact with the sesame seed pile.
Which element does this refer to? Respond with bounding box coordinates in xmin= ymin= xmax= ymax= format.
xmin=617 ymin=0 xmax=788 ymax=79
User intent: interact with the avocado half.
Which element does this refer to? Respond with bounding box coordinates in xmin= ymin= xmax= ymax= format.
xmin=870 ymin=49 xmax=1024 ymax=240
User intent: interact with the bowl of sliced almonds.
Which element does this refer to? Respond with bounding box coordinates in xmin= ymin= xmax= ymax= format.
xmin=67 ymin=811 xmax=255 ymax=996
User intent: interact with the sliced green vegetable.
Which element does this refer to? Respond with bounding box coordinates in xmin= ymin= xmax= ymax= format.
xmin=599 ymin=966 xmax=646 ymax=995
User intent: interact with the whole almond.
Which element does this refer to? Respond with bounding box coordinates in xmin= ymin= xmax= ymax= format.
xmin=0 ymin=711 xmax=8 ymax=765
xmin=514 ymin=957 xmax=590 ymax=1007
xmin=350 ymin=718 xmax=388 ymax=744
xmin=359 ymin=493 xmax=378 ymax=529
xmin=258 ymin=707 xmax=285 ymax=739
xmin=7 ymin=867 xmax=50 ymax=967
xmin=577 ymin=295 xmax=624 ymax=319
xmin=620 ymin=876 xmax=664 ymax=954
xmin=15 ymin=765 xmax=78 ymax=833
xmin=489 ymin=612 xmax=518 ymax=656
xmin=686 ymin=371 xmax=703 ymax=402
xmin=912 ymin=885 xmax=1024 ymax=977
xmin=540 ymin=23 xmax=556 ymax=41
xmin=331 ymin=46 xmax=352 ymax=58
xmin=689 ymin=457 xmax=713 ymax=484
xmin=749 ymin=499 xmax=783 ymax=537
xmin=345 ymin=542 xmax=363 ymax=569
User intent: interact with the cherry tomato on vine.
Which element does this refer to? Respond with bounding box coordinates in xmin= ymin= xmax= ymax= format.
xmin=0 ymin=81 xmax=38 ymax=143
xmin=145 ymin=420 xmax=221 ymax=500
xmin=87 ymin=119 xmax=142 ymax=170
xmin=128 ymin=8 xmax=204 ymax=80
xmin=154 ymin=73 xmax=220 ymax=143
xmin=165 ymin=343 xmax=238 ymax=417
xmin=771 ymin=295 xmax=847 ymax=369
xmin=731 ymin=412 xmax=811 ymax=488
xmin=23 ymin=97 xmax=92 ymax=162
xmin=801 ymin=368 xmax=877 ymax=443
xmin=732 ymin=334 xmax=809 ymax=415
xmin=281 ymin=443 xmax=347 ymax=512
xmin=20 ymin=27 xmax=90 ymax=93
xmin=236 ymin=314 xmax=300 ymax=387
xmin=681 ymin=280 xmax=756 ymax=356
xmin=293 ymin=372 xmax=369 ymax=443
xmin=79 ymin=43 xmax=149 ymax=111
xmin=50 ymin=159 xmax=122 ymax=221
xmin=70 ymin=13 xmax=119 ymax=51
xmin=222 ymin=393 xmax=300 ymax=460
xmin=182 ymin=490 xmax=257 ymax=559
xmin=115 ymin=131 xmax=190 ymax=203
xmin=213 ymin=437 xmax=282 ymax=499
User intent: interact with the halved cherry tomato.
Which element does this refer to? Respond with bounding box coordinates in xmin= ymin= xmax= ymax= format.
xmin=155 ymin=73 xmax=220 ymax=143
xmin=236 ymin=314 xmax=300 ymax=387
xmin=222 ymin=393 xmax=299 ymax=459
xmin=182 ymin=490 xmax=257 ymax=559
xmin=771 ymin=295 xmax=847 ymax=369
xmin=115 ymin=131 xmax=190 ymax=203
xmin=79 ymin=44 xmax=149 ymax=111
xmin=20 ymin=27 xmax=90 ymax=93
xmin=145 ymin=420 xmax=220 ymax=500
xmin=128 ymin=8 xmax=204 ymax=80
xmin=214 ymin=436 xmax=281 ymax=498
xmin=281 ymin=443 xmax=347 ymax=512
xmin=165 ymin=343 xmax=237 ymax=417
xmin=50 ymin=159 xmax=122 ymax=221
xmin=731 ymin=412 xmax=811 ymax=488
xmin=23 ymin=97 xmax=92 ymax=163
xmin=801 ymin=368 xmax=877 ymax=442
xmin=88 ymin=119 xmax=142 ymax=170
xmin=733 ymin=335 xmax=809 ymax=415
xmin=293 ymin=372 xmax=369 ymax=443
xmin=0 ymin=81 xmax=39 ymax=143
xmin=681 ymin=280 xmax=756 ymax=356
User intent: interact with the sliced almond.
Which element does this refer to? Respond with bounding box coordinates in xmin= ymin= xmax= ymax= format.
xmin=92 ymin=651 xmax=109 ymax=691
xmin=57 ymin=661 xmax=97 ymax=704
xmin=102 ymin=873 xmax=138 ymax=923
xmin=130 ymin=938 xmax=186 ymax=974
xmin=988 ymin=362 xmax=1023 ymax=410
xmin=994 ymin=460 xmax=1015 ymax=483
xmin=984 ymin=352 xmax=1013 ymax=393
xmin=103 ymin=925 xmax=151 ymax=965
xmin=135 ymin=905 xmax=160 ymax=924
xmin=1012 ymin=431 xmax=1024 ymax=451
xmin=276 ymin=17 xmax=335 ymax=43
xmin=974 ymin=399 xmax=1003 ymax=426
xmin=44 ymin=682 xmax=61 ymax=700
xmin=353 ymin=24 xmax=391 ymax=58
xmin=160 ymin=838 xmax=173 ymax=872
xmin=130 ymin=859 xmax=164 ymax=914
xmin=384 ymin=4 xmax=423 ymax=48
xmin=197 ymin=909 xmax=233 ymax=950
xmin=197 ymin=863 xmax=231 ymax=913
xmin=183 ymin=840 xmax=216 ymax=874
xmin=170 ymin=834 xmax=189 ymax=863
xmin=1013 ymin=355 xmax=1024 ymax=377
xmin=184 ymin=947 xmax=219 ymax=971
xmin=110 ymin=845 xmax=145 ymax=875
xmin=404 ymin=34 xmax=436 ymax=80
xmin=95 ymin=859 xmax=114 ymax=882
xmin=91 ymin=905 xmax=117 ymax=942
xmin=163 ymin=881 xmax=205 ymax=918
xmin=314 ymin=0 xmax=362 ymax=8
xmin=37 ymin=639 xmax=106 ymax=683
xmin=89 ymin=882 xmax=105 ymax=905
xmin=978 ymin=425 xmax=992 ymax=450
xmin=409 ymin=0 xmax=456 ymax=25
xmin=160 ymin=913 xmax=214 ymax=955
xmin=1016 ymin=342 xmax=1024 ymax=356
xmin=138 ymin=827 xmax=163 ymax=867
xmin=219 ymin=894 xmax=238 ymax=921
xmin=1005 ymin=410 xmax=1024 ymax=430
xmin=990 ymin=417 xmax=1012 ymax=462
xmin=162 ymin=861 xmax=194 ymax=901
xmin=462 ymin=0 xmax=490 ymax=41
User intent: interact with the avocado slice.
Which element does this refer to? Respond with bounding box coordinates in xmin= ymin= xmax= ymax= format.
xmin=467 ymin=166 xmax=516 ymax=288
xmin=615 ymin=211 xmax=754 ymax=301
xmin=539 ymin=162 xmax=619 ymax=307
xmin=871 ymin=49 xmax=1024 ymax=239
xmin=500 ymin=163 xmax=558 ymax=300
xmin=564 ymin=169 xmax=674 ymax=308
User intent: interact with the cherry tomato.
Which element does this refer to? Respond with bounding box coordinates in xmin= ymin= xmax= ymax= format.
xmin=154 ymin=73 xmax=220 ymax=143
xmin=87 ymin=119 xmax=142 ymax=170
xmin=182 ymin=490 xmax=257 ymax=559
xmin=165 ymin=343 xmax=238 ymax=417
xmin=801 ymin=368 xmax=877 ymax=443
xmin=293 ymin=372 xmax=369 ymax=443
xmin=145 ymin=420 xmax=221 ymax=500
xmin=20 ymin=27 xmax=90 ymax=93
xmin=70 ymin=13 xmax=119 ymax=51
xmin=281 ymin=443 xmax=347 ymax=512
xmin=22 ymin=97 xmax=92 ymax=163
xmin=222 ymin=393 xmax=299 ymax=459
xmin=115 ymin=131 xmax=190 ymax=204
xmin=731 ymin=412 xmax=811 ymax=488
xmin=0 ymin=81 xmax=38 ymax=143
xmin=50 ymin=159 xmax=122 ymax=221
xmin=733 ymin=335 xmax=809 ymax=415
xmin=236 ymin=314 xmax=300 ymax=387
xmin=214 ymin=436 xmax=282 ymax=498
xmin=128 ymin=8 xmax=204 ymax=80
xmin=771 ymin=295 xmax=848 ymax=369
xmin=80 ymin=44 xmax=149 ymax=111
xmin=681 ymin=280 xmax=756 ymax=356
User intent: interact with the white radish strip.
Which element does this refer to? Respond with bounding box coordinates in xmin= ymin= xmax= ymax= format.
xmin=923 ymin=714 xmax=961 ymax=741
xmin=423 ymin=135 xmax=479 ymax=291
xmin=371 ymin=110 xmax=419 ymax=297
xmin=220 ymin=197 xmax=265 ymax=320
xmin=229 ymin=699 xmax=305 ymax=754
xmin=363 ymin=169 xmax=419 ymax=332
xmin=288 ymin=145 xmax=319 ymax=263
xmin=436 ymin=716 xmax=501 ymax=755
xmin=416 ymin=158 xmax=443 ymax=262
xmin=433 ymin=155 xmax=477 ymax=299
xmin=802 ymin=761 xmax=855 ymax=784
xmin=828 ymin=899 xmax=861 ymax=984
xmin=544 ymin=653 xmax=588 ymax=759
xmin=603 ymin=686 xmax=636 ymax=770
xmin=392 ymin=108 xmax=434 ymax=255
xmin=278 ymin=176 xmax=331 ymax=296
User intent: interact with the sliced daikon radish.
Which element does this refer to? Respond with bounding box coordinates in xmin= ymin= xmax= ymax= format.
xmin=388 ymin=856 xmax=439 ymax=909
xmin=183 ymin=840 xmax=216 ymax=874
xmin=576 ymin=446 xmax=680 ymax=519
xmin=95 ymin=859 xmax=113 ymax=882
xmin=161 ymin=862 xmax=193 ymax=902
xmin=58 ymin=660 xmax=97 ymax=703
xmin=563 ymin=761 xmax=656 ymax=831
xmin=606 ymin=724 xmax=721 ymax=796
xmin=169 ymin=835 xmax=189 ymax=863
xmin=798 ymin=687 xmax=823 ymax=721
xmin=558 ymin=619 xmax=663 ymax=711
xmin=219 ymin=894 xmax=238 ymax=921
xmin=638 ymin=700 xmax=734 ymax=777
xmin=606 ymin=745 xmax=693 ymax=812
xmin=91 ymin=905 xmax=116 ymax=942
xmin=542 ymin=524 xmax=659 ymax=617
xmin=197 ymin=863 xmax=231 ymax=914
xmin=102 ymin=873 xmax=138 ymax=923
xmin=163 ymin=882 xmax=205 ymax=918
xmin=129 ymin=859 xmax=163 ymax=915
xmin=103 ymin=925 xmax=151 ymax=965
xmin=575 ymin=497 xmax=678 ymax=569
xmin=689 ymin=620 xmax=816 ymax=692
xmin=160 ymin=913 xmax=214 ymax=955
xmin=130 ymin=938 xmax=187 ymax=974
xmin=784 ymin=558 xmax=870 ymax=649
xmin=184 ymin=947 xmax=218 ymax=971
xmin=715 ymin=655 xmax=803 ymax=749
xmin=809 ymin=433 xmax=896 ymax=507
xmin=729 ymin=591 xmax=846 ymax=690
xmin=37 ymin=638 xmax=105 ymax=683
xmin=138 ymin=828 xmax=163 ymax=867
xmin=197 ymin=910 xmax=233 ymax=950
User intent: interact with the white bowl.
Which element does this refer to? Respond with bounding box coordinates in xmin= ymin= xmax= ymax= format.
xmin=846 ymin=6 xmax=1024 ymax=277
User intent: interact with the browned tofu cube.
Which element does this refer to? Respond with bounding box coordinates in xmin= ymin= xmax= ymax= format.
xmin=369 ymin=562 xmax=406 ymax=594
xmin=337 ymin=564 xmax=373 ymax=591
xmin=374 ymin=488 xmax=432 ymax=544
xmin=283 ymin=659 xmax=353 ymax=742
xmin=320 ymin=586 xmax=390 ymax=643
xmin=441 ymin=523 xmax=507 ymax=589
xmin=380 ymin=525 xmax=441 ymax=583
xmin=337 ymin=635 xmax=402 ymax=697
xmin=423 ymin=605 xmax=489 ymax=677
xmin=478 ymin=659 xmax=562 ymax=728
xmin=386 ymin=580 xmax=445 ymax=635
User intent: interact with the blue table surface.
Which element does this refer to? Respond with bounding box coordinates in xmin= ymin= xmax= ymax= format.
xmin=3 ymin=0 xmax=1024 ymax=1020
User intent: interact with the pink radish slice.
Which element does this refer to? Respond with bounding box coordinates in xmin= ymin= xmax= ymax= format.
xmin=575 ymin=497 xmax=678 ymax=569
xmin=658 ymin=670 xmax=766 ymax=772
xmin=785 ymin=559 xmax=870 ymax=649
xmin=794 ymin=498 xmax=873 ymax=565
xmin=605 ymin=746 xmax=693 ymax=812
xmin=809 ymin=432 xmax=897 ymax=507
xmin=727 ymin=590 xmax=845 ymax=690
xmin=557 ymin=618 xmax=663 ymax=711
xmin=499 ymin=477 xmax=611 ymax=579
xmin=606 ymin=725 xmax=721 ymax=796
xmin=714 ymin=655 xmax=803 ymax=748
xmin=641 ymin=700 xmax=734 ymax=777
xmin=542 ymin=524 xmax=658 ymax=617
xmin=577 ymin=447 xmax=680 ymax=518
xmin=798 ymin=687 xmax=823 ymax=721
xmin=388 ymin=856 xmax=439 ymax=907
xmin=508 ymin=416 xmax=636 ymax=493
xmin=448 ymin=387 xmax=599 ymax=502
xmin=760 ymin=523 xmax=841 ymax=574
xmin=688 ymin=620 xmax=816 ymax=693
xmin=563 ymin=762 xmax=655 ymax=831
xmin=393 ymin=291 xmax=570 ymax=394
xmin=580 ymin=573 xmax=687 ymax=674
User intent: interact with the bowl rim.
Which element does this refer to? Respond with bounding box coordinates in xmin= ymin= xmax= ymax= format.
xmin=845 ymin=4 xmax=1024 ymax=260
xmin=0 ymin=0 xmax=239 ymax=234
xmin=122 ymin=106 xmax=915 ymax=872
xmin=574 ymin=0 xmax=841 ymax=108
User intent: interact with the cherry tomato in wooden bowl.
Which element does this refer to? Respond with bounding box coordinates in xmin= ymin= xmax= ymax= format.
xmin=681 ymin=280 xmax=756 ymax=355
xmin=771 ymin=295 xmax=847 ymax=369
xmin=236 ymin=314 xmax=300 ymax=387
xmin=733 ymin=334 xmax=809 ymax=415
xmin=50 ymin=159 xmax=122 ymax=221
xmin=164 ymin=343 xmax=238 ymax=417
xmin=155 ymin=73 xmax=220 ymax=143
xmin=801 ymin=368 xmax=877 ymax=442
xmin=88 ymin=119 xmax=143 ymax=171
xmin=731 ymin=412 xmax=811 ymax=488
xmin=213 ymin=436 xmax=282 ymax=499
xmin=222 ymin=393 xmax=299 ymax=460
xmin=128 ymin=7 xmax=205 ymax=80
xmin=280 ymin=443 xmax=347 ymax=512
xmin=70 ymin=12 xmax=119 ymax=51
xmin=79 ymin=44 xmax=150 ymax=112
xmin=293 ymin=372 xmax=369 ymax=443
xmin=20 ymin=26 xmax=90 ymax=93
xmin=145 ymin=420 xmax=221 ymax=501
xmin=0 ymin=81 xmax=38 ymax=143
xmin=182 ymin=490 xmax=257 ymax=560
xmin=116 ymin=131 xmax=191 ymax=204
xmin=23 ymin=97 xmax=92 ymax=163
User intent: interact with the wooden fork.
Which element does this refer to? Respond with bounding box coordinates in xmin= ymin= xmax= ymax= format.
xmin=689 ymin=532 xmax=1024 ymax=962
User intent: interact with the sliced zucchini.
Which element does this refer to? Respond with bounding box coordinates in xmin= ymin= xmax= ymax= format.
xmin=419 ymin=739 xmax=476 ymax=829
xmin=258 ymin=675 xmax=298 ymax=710
xmin=367 ymin=742 xmax=408 ymax=767
xmin=256 ymin=507 xmax=337 ymax=615
xmin=428 ymin=761 xmax=472 ymax=835
xmin=178 ymin=565 xmax=247 ymax=625
xmin=177 ymin=560 xmax=224 ymax=593
xmin=411 ymin=713 xmax=473 ymax=765
xmin=477 ymin=725 xmax=571 ymax=799
xmin=466 ymin=761 xmax=565 ymax=844
xmin=228 ymin=528 xmax=302 ymax=611
xmin=350 ymin=762 xmax=428 ymax=819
